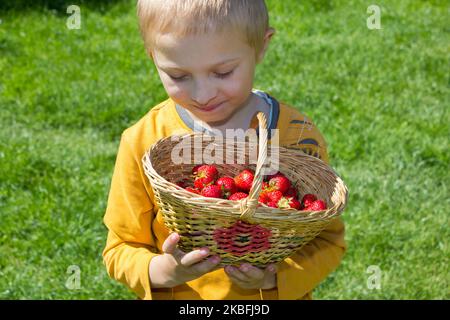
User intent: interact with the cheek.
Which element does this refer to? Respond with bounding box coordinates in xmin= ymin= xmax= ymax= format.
xmin=222 ymin=70 xmax=254 ymax=99
xmin=156 ymin=69 xmax=190 ymax=102
xmin=162 ymin=80 xmax=190 ymax=102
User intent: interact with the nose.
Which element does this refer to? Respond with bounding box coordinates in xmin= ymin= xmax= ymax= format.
xmin=191 ymin=77 xmax=218 ymax=106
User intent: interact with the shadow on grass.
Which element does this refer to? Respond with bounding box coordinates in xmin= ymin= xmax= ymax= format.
xmin=0 ymin=0 xmax=128 ymax=13
xmin=0 ymin=37 xmax=22 ymax=57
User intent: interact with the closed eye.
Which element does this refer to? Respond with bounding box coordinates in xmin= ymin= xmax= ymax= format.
xmin=168 ymin=69 xmax=234 ymax=81
xmin=215 ymin=70 xmax=234 ymax=79
xmin=169 ymin=74 xmax=187 ymax=81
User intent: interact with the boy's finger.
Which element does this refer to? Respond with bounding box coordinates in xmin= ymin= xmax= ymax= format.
xmin=238 ymin=264 xmax=265 ymax=280
xmin=191 ymin=255 xmax=221 ymax=275
xmin=225 ymin=271 xmax=255 ymax=289
xmin=180 ymin=247 xmax=210 ymax=267
xmin=162 ymin=233 xmax=181 ymax=254
xmin=224 ymin=266 xmax=251 ymax=283
xmin=228 ymin=277 xmax=254 ymax=289
xmin=265 ymin=264 xmax=278 ymax=274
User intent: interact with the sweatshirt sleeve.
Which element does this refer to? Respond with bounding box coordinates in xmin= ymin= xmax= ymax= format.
xmin=102 ymin=133 xmax=160 ymax=300
xmin=276 ymin=112 xmax=347 ymax=300
xmin=276 ymin=216 xmax=346 ymax=299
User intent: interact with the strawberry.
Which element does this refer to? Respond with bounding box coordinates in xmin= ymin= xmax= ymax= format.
xmin=268 ymin=175 xmax=291 ymax=194
xmin=185 ymin=187 xmax=201 ymax=195
xmin=306 ymin=199 xmax=327 ymax=211
xmin=216 ymin=176 xmax=238 ymax=198
xmin=234 ymin=169 xmax=254 ymax=192
xmin=262 ymin=181 xmax=271 ymax=191
xmin=258 ymin=182 xmax=273 ymax=203
xmin=289 ymin=198 xmax=302 ymax=210
xmin=264 ymin=171 xmax=285 ymax=182
xmin=267 ymin=201 xmax=279 ymax=208
xmin=258 ymin=192 xmax=270 ymax=205
xmin=194 ymin=165 xmax=219 ymax=189
xmin=228 ymin=192 xmax=248 ymax=201
xmin=201 ymin=185 xmax=224 ymax=198
xmin=301 ymin=194 xmax=317 ymax=209
xmin=284 ymin=186 xmax=298 ymax=198
xmin=266 ymin=190 xmax=283 ymax=203
xmin=192 ymin=164 xmax=203 ymax=175
xmin=278 ymin=196 xmax=301 ymax=210
xmin=176 ymin=178 xmax=190 ymax=188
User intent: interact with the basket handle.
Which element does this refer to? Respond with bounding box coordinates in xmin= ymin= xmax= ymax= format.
xmin=239 ymin=112 xmax=269 ymax=221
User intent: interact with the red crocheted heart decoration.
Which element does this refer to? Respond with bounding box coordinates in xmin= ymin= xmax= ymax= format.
xmin=213 ymin=220 xmax=271 ymax=256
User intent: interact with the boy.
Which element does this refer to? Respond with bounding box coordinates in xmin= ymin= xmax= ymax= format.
xmin=102 ymin=0 xmax=346 ymax=300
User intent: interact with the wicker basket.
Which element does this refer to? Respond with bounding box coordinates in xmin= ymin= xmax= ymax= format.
xmin=142 ymin=112 xmax=348 ymax=267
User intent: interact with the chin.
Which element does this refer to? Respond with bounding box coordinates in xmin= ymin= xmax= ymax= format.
xmin=193 ymin=109 xmax=234 ymax=124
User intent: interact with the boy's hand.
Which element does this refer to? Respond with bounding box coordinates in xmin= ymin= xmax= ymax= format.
xmin=149 ymin=233 xmax=221 ymax=288
xmin=224 ymin=263 xmax=278 ymax=290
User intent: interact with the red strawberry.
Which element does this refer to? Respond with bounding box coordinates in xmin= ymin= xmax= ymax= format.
xmin=288 ymin=197 xmax=301 ymax=210
xmin=228 ymin=192 xmax=248 ymax=201
xmin=301 ymin=194 xmax=317 ymax=209
xmin=176 ymin=178 xmax=190 ymax=188
xmin=268 ymin=175 xmax=291 ymax=194
xmin=201 ymin=185 xmax=224 ymax=198
xmin=264 ymin=171 xmax=285 ymax=182
xmin=192 ymin=164 xmax=203 ymax=175
xmin=277 ymin=196 xmax=301 ymax=210
xmin=258 ymin=182 xmax=273 ymax=203
xmin=185 ymin=187 xmax=201 ymax=195
xmin=267 ymin=201 xmax=279 ymax=208
xmin=266 ymin=190 xmax=283 ymax=203
xmin=234 ymin=169 xmax=254 ymax=192
xmin=262 ymin=181 xmax=271 ymax=191
xmin=306 ymin=199 xmax=327 ymax=211
xmin=194 ymin=165 xmax=219 ymax=189
xmin=284 ymin=186 xmax=298 ymax=198
xmin=216 ymin=176 xmax=237 ymax=198
xmin=258 ymin=192 xmax=270 ymax=205
xmin=289 ymin=198 xmax=302 ymax=210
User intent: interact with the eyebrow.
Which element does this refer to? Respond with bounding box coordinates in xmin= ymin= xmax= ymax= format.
xmin=158 ymin=58 xmax=240 ymax=72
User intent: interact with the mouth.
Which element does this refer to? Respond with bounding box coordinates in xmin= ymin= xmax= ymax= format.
xmin=196 ymin=101 xmax=225 ymax=112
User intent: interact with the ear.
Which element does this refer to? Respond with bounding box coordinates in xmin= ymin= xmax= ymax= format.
xmin=147 ymin=48 xmax=154 ymax=60
xmin=257 ymin=27 xmax=276 ymax=64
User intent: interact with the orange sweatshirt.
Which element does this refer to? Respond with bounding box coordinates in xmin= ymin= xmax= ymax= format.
xmin=102 ymin=91 xmax=346 ymax=300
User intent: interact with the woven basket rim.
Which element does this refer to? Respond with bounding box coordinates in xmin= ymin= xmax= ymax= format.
xmin=142 ymin=113 xmax=348 ymax=223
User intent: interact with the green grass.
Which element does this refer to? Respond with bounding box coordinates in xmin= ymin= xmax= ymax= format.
xmin=0 ymin=0 xmax=448 ymax=299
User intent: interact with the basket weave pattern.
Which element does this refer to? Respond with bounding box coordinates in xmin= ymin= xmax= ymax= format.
xmin=143 ymin=112 xmax=348 ymax=267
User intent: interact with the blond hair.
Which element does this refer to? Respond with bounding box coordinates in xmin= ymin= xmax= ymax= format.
xmin=137 ymin=0 xmax=269 ymax=55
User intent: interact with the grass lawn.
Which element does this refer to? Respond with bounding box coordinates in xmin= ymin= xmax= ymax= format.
xmin=0 ymin=0 xmax=448 ymax=299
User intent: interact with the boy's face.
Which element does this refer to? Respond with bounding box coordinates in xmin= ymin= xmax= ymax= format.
xmin=151 ymin=29 xmax=270 ymax=125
